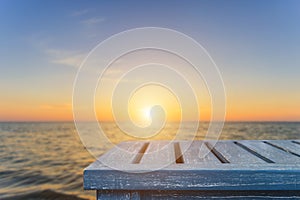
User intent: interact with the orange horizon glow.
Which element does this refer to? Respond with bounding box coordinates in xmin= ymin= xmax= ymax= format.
xmin=1 ymin=101 xmax=299 ymax=122
xmin=1 ymin=92 xmax=300 ymax=122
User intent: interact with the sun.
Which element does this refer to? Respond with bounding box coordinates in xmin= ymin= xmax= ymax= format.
xmin=134 ymin=107 xmax=152 ymax=127
xmin=142 ymin=107 xmax=151 ymax=121
xmin=126 ymin=85 xmax=182 ymax=126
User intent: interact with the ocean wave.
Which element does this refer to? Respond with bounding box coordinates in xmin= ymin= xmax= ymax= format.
xmin=0 ymin=122 xmax=299 ymax=199
xmin=0 ymin=170 xmax=55 ymax=187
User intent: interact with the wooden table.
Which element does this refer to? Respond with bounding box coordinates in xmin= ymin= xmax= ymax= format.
xmin=84 ymin=140 xmax=300 ymax=199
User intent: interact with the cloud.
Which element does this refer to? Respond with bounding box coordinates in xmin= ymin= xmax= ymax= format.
xmin=46 ymin=49 xmax=87 ymax=68
xmin=52 ymin=54 xmax=86 ymax=68
xmin=81 ymin=17 xmax=105 ymax=25
xmin=71 ymin=9 xmax=89 ymax=17
xmin=46 ymin=49 xmax=71 ymax=57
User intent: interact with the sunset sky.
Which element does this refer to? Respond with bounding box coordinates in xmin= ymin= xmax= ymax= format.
xmin=0 ymin=0 xmax=300 ymax=122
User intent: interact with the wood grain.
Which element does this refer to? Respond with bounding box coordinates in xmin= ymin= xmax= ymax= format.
xmin=84 ymin=140 xmax=300 ymax=199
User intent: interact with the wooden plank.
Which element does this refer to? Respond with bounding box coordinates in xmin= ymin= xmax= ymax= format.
xmin=85 ymin=168 xmax=300 ymax=190
xmin=239 ymin=140 xmax=300 ymax=163
xmin=141 ymin=190 xmax=300 ymax=199
xmin=212 ymin=141 xmax=266 ymax=164
xmin=292 ymin=140 xmax=300 ymax=146
xmin=99 ymin=141 xmax=146 ymax=166
xmin=265 ymin=140 xmax=300 ymax=157
xmin=180 ymin=141 xmax=221 ymax=164
xmin=97 ymin=190 xmax=140 ymax=200
xmin=139 ymin=141 xmax=175 ymax=167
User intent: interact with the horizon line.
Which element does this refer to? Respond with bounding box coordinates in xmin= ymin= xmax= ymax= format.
xmin=0 ymin=120 xmax=299 ymax=123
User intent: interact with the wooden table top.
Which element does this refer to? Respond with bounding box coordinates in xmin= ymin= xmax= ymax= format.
xmin=84 ymin=140 xmax=300 ymax=191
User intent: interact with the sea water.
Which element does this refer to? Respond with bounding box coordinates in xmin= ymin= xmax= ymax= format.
xmin=0 ymin=122 xmax=299 ymax=199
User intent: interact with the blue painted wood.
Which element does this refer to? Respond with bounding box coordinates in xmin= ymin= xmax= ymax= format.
xmin=212 ymin=141 xmax=266 ymax=164
xmin=266 ymin=140 xmax=300 ymax=157
xmin=239 ymin=140 xmax=300 ymax=163
xmin=139 ymin=190 xmax=300 ymax=199
xmin=181 ymin=141 xmax=220 ymax=164
xmin=84 ymin=140 xmax=300 ymax=199
xmin=98 ymin=190 xmax=300 ymax=200
xmin=97 ymin=190 xmax=140 ymax=200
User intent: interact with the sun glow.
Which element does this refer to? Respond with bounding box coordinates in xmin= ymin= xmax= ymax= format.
xmin=130 ymin=107 xmax=152 ymax=127
xmin=126 ymin=85 xmax=181 ymax=127
xmin=142 ymin=107 xmax=152 ymax=121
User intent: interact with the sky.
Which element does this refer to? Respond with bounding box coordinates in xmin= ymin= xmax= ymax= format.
xmin=0 ymin=0 xmax=300 ymax=122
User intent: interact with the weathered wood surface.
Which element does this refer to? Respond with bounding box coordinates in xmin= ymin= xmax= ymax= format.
xmin=97 ymin=190 xmax=300 ymax=200
xmin=84 ymin=140 xmax=300 ymax=199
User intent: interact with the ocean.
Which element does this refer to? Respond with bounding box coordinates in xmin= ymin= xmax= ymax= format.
xmin=0 ymin=122 xmax=299 ymax=199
